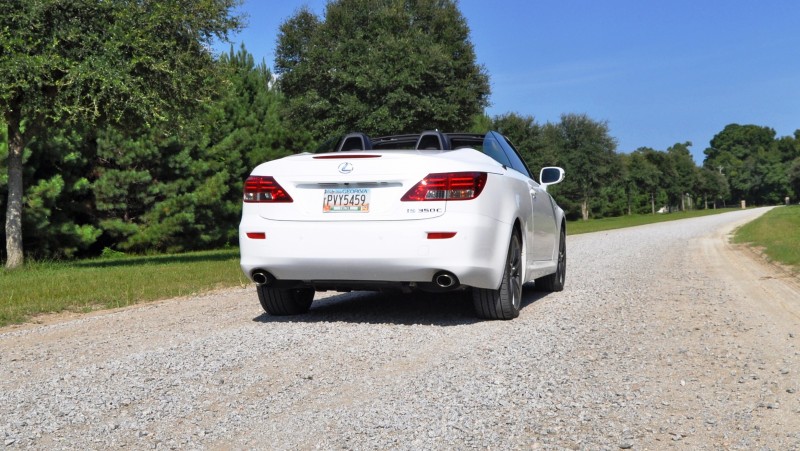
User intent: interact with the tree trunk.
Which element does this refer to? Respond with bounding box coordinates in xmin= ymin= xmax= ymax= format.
xmin=5 ymin=118 xmax=25 ymax=269
xmin=581 ymin=197 xmax=589 ymax=221
xmin=626 ymin=190 xmax=631 ymax=216
xmin=650 ymin=192 xmax=655 ymax=215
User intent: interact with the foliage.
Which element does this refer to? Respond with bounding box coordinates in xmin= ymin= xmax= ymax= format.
xmin=622 ymin=150 xmax=661 ymax=214
xmin=703 ymin=124 xmax=796 ymax=205
xmin=539 ymin=114 xmax=619 ymax=220
xmin=1 ymin=43 xmax=297 ymax=260
xmin=665 ymin=142 xmax=697 ymax=209
xmin=275 ymin=0 xmax=490 ymax=141
xmin=469 ymin=113 xmax=493 ymax=134
xmin=98 ymin=46 xmax=300 ymax=254
xmin=696 ymin=167 xmax=730 ymax=209
xmin=0 ymin=120 xmax=6 ymax=199
xmin=790 ymin=158 xmax=800 ymax=200
xmin=1 ymin=0 xmax=242 ymax=268
xmin=492 ymin=113 xmax=554 ymax=173
xmin=23 ymin=128 xmax=101 ymax=258
xmin=0 ymin=0 xmax=242 ymax=128
xmin=89 ymin=46 xmax=297 ymax=255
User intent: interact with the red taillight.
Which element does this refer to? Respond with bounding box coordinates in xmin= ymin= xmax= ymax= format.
xmin=243 ymin=176 xmax=293 ymax=203
xmin=401 ymin=172 xmax=487 ymax=202
xmin=427 ymin=232 xmax=457 ymax=239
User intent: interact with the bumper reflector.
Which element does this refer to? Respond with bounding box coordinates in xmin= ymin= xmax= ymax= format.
xmin=246 ymin=232 xmax=266 ymax=239
xmin=427 ymin=232 xmax=457 ymax=239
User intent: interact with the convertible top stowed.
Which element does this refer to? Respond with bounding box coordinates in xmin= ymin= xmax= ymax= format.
xmin=329 ymin=131 xmax=487 ymax=153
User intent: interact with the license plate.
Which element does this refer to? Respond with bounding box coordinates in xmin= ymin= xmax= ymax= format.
xmin=323 ymin=188 xmax=370 ymax=213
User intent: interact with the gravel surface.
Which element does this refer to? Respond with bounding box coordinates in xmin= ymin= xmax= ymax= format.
xmin=1 ymin=207 xmax=799 ymax=450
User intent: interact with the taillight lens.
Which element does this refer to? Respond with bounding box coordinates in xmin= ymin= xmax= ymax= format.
xmin=427 ymin=232 xmax=457 ymax=239
xmin=243 ymin=176 xmax=293 ymax=203
xmin=401 ymin=172 xmax=487 ymax=201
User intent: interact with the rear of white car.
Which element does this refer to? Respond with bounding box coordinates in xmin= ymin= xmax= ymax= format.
xmin=239 ymin=150 xmax=515 ymax=290
xmin=239 ymin=132 xmax=566 ymax=320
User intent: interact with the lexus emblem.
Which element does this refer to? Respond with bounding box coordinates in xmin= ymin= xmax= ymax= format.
xmin=337 ymin=162 xmax=354 ymax=174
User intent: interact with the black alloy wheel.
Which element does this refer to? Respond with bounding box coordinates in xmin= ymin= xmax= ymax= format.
xmin=536 ymin=227 xmax=566 ymax=292
xmin=472 ymin=232 xmax=523 ymax=320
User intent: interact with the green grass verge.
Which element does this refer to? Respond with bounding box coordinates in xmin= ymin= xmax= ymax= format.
xmin=733 ymin=205 xmax=800 ymax=271
xmin=567 ymin=208 xmax=742 ymax=235
xmin=0 ymin=249 xmax=247 ymax=327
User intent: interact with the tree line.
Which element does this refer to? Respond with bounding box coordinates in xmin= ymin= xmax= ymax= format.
xmin=2 ymin=0 xmax=800 ymax=267
xmin=494 ymin=116 xmax=800 ymax=220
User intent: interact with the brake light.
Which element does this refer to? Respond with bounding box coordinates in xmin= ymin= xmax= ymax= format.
xmin=401 ymin=172 xmax=487 ymax=201
xmin=243 ymin=176 xmax=293 ymax=203
xmin=427 ymin=232 xmax=457 ymax=239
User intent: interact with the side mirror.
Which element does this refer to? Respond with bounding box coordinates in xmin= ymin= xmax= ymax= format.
xmin=539 ymin=167 xmax=565 ymax=191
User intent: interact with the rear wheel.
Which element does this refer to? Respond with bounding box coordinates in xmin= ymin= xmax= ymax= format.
xmin=472 ymin=232 xmax=523 ymax=320
xmin=536 ymin=227 xmax=566 ymax=292
xmin=257 ymin=285 xmax=314 ymax=315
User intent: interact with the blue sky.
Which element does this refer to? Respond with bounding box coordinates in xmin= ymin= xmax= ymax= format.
xmin=214 ymin=0 xmax=800 ymax=164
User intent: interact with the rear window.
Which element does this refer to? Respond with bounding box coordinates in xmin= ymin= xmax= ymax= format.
xmin=321 ymin=133 xmax=487 ymax=152
xmin=450 ymin=137 xmax=483 ymax=151
xmin=372 ymin=137 xmax=418 ymax=150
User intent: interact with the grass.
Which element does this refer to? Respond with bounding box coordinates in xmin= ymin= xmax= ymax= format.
xmin=733 ymin=205 xmax=800 ymax=271
xmin=0 ymin=249 xmax=247 ymax=327
xmin=567 ymin=208 xmax=742 ymax=235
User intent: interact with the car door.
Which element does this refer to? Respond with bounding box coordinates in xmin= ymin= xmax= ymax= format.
xmin=529 ymin=184 xmax=557 ymax=260
xmin=492 ymin=132 xmax=557 ymax=261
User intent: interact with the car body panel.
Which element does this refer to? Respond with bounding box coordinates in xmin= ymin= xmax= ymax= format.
xmin=239 ymin=132 xmax=565 ymax=292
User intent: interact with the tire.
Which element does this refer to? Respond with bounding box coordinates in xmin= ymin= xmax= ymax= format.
xmin=256 ymin=285 xmax=314 ymax=315
xmin=536 ymin=226 xmax=566 ymax=292
xmin=472 ymin=232 xmax=523 ymax=320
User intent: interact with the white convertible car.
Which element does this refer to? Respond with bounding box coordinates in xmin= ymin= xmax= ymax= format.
xmin=239 ymin=131 xmax=566 ymax=320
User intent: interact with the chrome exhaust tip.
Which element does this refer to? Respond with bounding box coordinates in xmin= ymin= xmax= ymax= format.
xmin=433 ymin=271 xmax=458 ymax=288
xmin=252 ymin=270 xmax=274 ymax=285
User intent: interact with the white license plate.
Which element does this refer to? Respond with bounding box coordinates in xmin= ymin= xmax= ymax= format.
xmin=323 ymin=188 xmax=370 ymax=213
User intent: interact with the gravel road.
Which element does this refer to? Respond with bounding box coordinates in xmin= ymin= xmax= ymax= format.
xmin=1 ymin=207 xmax=799 ymax=450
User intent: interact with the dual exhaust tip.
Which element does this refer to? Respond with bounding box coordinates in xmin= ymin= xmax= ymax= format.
xmin=253 ymin=269 xmax=459 ymax=289
xmin=252 ymin=270 xmax=274 ymax=285
xmin=433 ymin=271 xmax=458 ymax=289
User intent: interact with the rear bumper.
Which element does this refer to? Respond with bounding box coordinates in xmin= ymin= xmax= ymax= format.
xmin=239 ymin=213 xmax=511 ymax=290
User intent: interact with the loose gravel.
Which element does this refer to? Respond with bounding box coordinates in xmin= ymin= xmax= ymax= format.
xmin=1 ymin=207 xmax=798 ymax=450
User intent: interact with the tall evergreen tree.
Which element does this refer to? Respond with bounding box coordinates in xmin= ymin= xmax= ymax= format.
xmin=275 ymin=0 xmax=490 ymax=141
xmin=92 ymin=45 xmax=299 ymax=254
